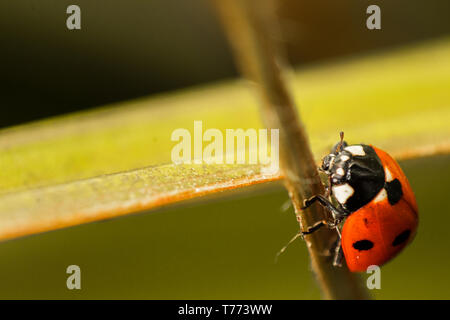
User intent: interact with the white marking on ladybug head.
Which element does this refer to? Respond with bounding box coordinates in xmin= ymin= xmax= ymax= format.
xmin=332 ymin=183 xmax=354 ymax=204
xmin=344 ymin=145 xmax=366 ymax=156
xmin=340 ymin=155 xmax=350 ymax=162
xmin=336 ymin=168 xmax=345 ymax=176
xmin=385 ymin=167 xmax=393 ymax=182
xmin=374 ymin=188 xmax=388 ymax=203
xmin=328 ymin=154 xmax=336 ymax=167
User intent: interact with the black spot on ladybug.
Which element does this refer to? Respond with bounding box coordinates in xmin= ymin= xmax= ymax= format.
xmin=392 ymin=229 xmax=411 ymax=246
xmin=352 ymin=240 xmax=374 ymax=251
xmin=385 ymin=178 xmax=403 ymax=205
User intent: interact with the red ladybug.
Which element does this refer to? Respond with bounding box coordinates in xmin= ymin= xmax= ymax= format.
xmin=301 ymin=133 xmax=418 ymax=272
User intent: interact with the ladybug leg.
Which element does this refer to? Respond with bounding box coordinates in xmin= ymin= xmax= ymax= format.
xmin=302 ymin=194 xmax=347 ymax=220
xmin=275 ymin=215 xmax=341 ymax=261
xmin=332 ymin=238 xmax=344 ymax=267
xmin=301 ymin=218 xmax=343 ymax=235
xmin=275 ymin=221 xmax=336 ymax=261
xmin=324 ymin=176 xmax=332 ymax=198
xmin=275 ymin=232 xmax=303 ymax=262
xmin=276 ymin=193 xmax=346 ymax=261
xmin=301 ymin=220 xmax=330 ymax=235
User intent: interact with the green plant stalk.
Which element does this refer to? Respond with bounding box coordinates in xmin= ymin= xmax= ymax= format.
xmin=213 ymin=0 xmax=369 ymax=299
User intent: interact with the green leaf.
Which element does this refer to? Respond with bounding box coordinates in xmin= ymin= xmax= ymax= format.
xmin=0 ymin=38 xmax=449 ymax=241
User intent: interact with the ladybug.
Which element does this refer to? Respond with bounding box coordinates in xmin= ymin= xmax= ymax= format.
xmin=301 ymin=132 xmax=418 ymax=272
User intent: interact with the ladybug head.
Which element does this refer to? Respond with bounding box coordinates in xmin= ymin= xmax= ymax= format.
xmin=320 ymin=139 xmax=348 ymax=174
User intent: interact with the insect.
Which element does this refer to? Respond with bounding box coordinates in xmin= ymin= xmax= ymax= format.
xmin=301 ymin=132 xmax=419 ymax=272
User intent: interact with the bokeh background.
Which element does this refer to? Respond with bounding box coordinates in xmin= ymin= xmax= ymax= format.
xmin=2 ymin=0 xmax=450 ymax=128
xmin=0 ymin=0 xmax=449 ymax=299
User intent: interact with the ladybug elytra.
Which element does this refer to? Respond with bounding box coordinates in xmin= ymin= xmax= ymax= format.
xmin=302 ymin=133 xmax=419 ymax=272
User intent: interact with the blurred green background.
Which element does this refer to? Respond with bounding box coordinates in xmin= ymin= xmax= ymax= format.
xmin=1 ymin=0 xmax=449 ymax=299
xmin=1 ymin=0 xmax=450 ymax=127
xmin=0 ymin=155 xmax=448 ymax=299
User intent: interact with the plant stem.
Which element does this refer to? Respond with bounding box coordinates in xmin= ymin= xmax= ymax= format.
xmin=213 ymin=0 xmax=369 ymax=299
